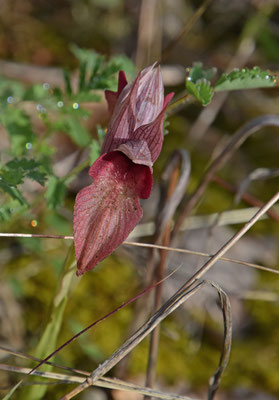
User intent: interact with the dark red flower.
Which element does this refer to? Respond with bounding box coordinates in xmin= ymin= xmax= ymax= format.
xmin=74 ymin=64 xmax=174 ymax=275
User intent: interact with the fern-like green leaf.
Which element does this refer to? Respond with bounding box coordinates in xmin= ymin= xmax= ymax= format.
xmin=185 ymin=62 xmax=216 ymax=106
xmin=0 ymin=179 xmax=27 ymax=205
xmin=0 ymin=158 xmax=47 ymax=205
xmin=186 ymin=78 xmax=214 ymax=106
xmin=215 ymin=67 xmax=277 ymax=91
xmin=3 ymin=158 xmax=47 ymax=186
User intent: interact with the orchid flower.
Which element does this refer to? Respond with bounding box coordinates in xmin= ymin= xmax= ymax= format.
xmin=73 ymin=64 xmax=174 ymax=276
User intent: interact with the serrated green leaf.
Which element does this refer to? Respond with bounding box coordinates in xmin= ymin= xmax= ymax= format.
xmin=0 ymin=157 xmax=47 ymax=205
xmin=215 ymin=67 xmax=277 ymax=91
xmin=70 ymin=46 xmax=135 ymax=96
xmin=186 ymin=79 xmax=214 ymax=106
xmin=45 ymin=175 xmax=66 ymax=209
xmin=0 ymin=178 xmax=27 ymax=205
xmin=89 ymin=139 xmax=101 ymax=164
xmin=1 ymin=168 xmax=24 ymax=185
xmin=26 ymin=170 xmax=47 ymax=186
xmin=3 ymin=158 xmax=47 ymax=186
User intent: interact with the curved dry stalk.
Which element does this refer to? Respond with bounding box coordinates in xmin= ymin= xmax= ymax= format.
xmin=0 ymin=364 xmax=198 ymax=400
xmin=173 ymin=115 xmax=279 ymax=237
xmin=59 ymin=281 xmax=206 ymax=400
xmin=207 ymin=282 xmax=232 ymax=400
xmin=235 ymin=167 xmax=279 ymax=204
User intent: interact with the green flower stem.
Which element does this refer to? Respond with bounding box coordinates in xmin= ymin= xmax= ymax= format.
xmin=166 ymin=93 xmax=192 ymax=115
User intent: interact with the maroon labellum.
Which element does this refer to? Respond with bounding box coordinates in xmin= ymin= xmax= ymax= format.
xmin=73 ymin=64 xmax=174 ymax=275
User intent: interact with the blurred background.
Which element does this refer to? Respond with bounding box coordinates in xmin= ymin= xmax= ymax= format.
xmin=0 ymin=0 xmax=279 ymax=399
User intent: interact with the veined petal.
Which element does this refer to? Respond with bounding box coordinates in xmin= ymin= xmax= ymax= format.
xmin=102 ymin=65 xmax=166 ymax=155
xmin=101 ymin=74 xmax=140 ymax=154
xmin=105 ymin=71 xmax=128 ymax=116
xmin=73 ymin=152 xmax=153 ymax=275
xmin=117 ymin=140 xmax=153 ymax=168
xmin=135 ymin=65 xmax=164 ymax=129
xmin=132 ymin=92 xmax=174 ymax=163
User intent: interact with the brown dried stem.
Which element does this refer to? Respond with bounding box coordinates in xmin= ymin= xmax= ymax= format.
xmin=144 ymin=154 xmax=180 ymax=395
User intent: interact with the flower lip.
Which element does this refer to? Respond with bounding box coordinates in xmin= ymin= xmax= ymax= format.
xmin=74 ymin=151 xmax=152 ymax=275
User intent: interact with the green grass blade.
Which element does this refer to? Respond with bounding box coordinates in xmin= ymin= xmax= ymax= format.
xmin=21 ymin=244 xmax=78 ymax=400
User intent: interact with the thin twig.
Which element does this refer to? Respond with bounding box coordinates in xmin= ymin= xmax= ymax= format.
xmin=0 ymin=364 xmax=198 ymax=400
xmin=0 ymin=233 xmax=278 ymax=275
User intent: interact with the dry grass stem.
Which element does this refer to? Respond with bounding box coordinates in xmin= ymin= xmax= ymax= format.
xmin=0 ymin=364 xmax=198 ymax=400
xmin=0 ymin=232 xmax=278 ymax=275
xmin=59 ymin=281 xmax=206 ymax=399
